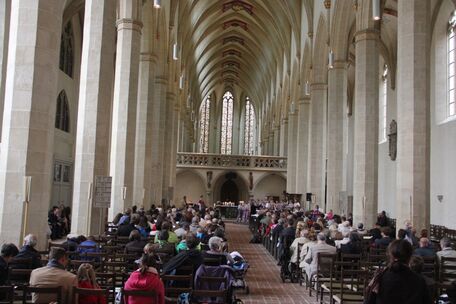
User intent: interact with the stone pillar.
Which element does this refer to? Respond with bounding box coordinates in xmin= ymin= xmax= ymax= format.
xmin=232 ymin=101 xmax=240 ymax=155
xmin=208 ymin=99 xmax=218 ymax=153
xmin=169 ymin=104 xmax=180 ymax=203
xmin=268 ymin=132 xmax=274 ymax=155
xmin=263 ymin=138 xmax=269 ymax=155
xmin=352 ymin=26 xmax=379 ymax=227
xmin=132 ymin=53 xmax=156 ymax=208
xmin=162 ymin=91 xmax=176 ymax=201
xmin=309 ymin=83 xmax=328 ymax=206
xmin=71 ymin=0 xmax=115 ymax=235
xmin=396 ymin=0 xmax=430 ymax=232
xmin=150 ymin=76 xmax=167 ymax=205
xmin=327 ymin=62 xmax=348 ymax=213
xmin=109 ymin=0 xmax=142 ymax=219
xmin=279 ymin=118 xmax=288 ymax=157
xmin=296 ymin=96 xmax=311 ymax=195
xmin=273 ymin=127 xmax=280 ymax=156
xmin=286 ymin=112 xmax=298 ymax=193
xmin=0 ymin=0 xmax=10 ymax=139
xmin=0 ymin=0 xmax=62 ymax=247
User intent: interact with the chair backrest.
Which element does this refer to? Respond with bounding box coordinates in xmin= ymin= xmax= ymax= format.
xmin=0 ymin=286 xmax=14 ymax=304
xmin=73 ymin=287 xmax=109 ymax=303
xmin=121 ymin=288 xmax=158 ymax=304
xmin=440 ymin=256 xmax=456 ymax=282
xmin=9 ymin=258 xmax=33 ymax=269
xmin=161 ymin=274 xmax=193 ymax=298
xmin=7 ymin=268 xmax=33 ymax=285
xmin=192 ymin=277 xmax=228 ymax=304
xmin=22 ymin=285 xmax=62 ymax=304
xmin=317 ymin=253 xmax=337 ymax=277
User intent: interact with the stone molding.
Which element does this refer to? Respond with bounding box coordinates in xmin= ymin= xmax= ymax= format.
xmin=116 ymin=18 xmax=143 ymax=32
xmin=155 ymin=75 xmax=168 ymax=85
xmin=354 ymin=29 xmax=380 ymax=43
xmin=311 ymin=83 xmax=328 ymax=90
xmin=332 ymin=60 xmax=348 ymax=70
xmin=140 ymin=52 xmax=158 ymax=63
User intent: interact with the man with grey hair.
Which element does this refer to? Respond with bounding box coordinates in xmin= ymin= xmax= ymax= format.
xmin=13 ymin=234 xmax=41 ymax=269
xmin=437 ymin=237 xmax=456 ymax=276
xmin=202 ymin=236 xmax=235 ymax=265
xmin=303 ymin=232 xmax=336 ymax=279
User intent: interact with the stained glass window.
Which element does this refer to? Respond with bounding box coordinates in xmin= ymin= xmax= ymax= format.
xmin=221 ymin=91 xmax=234 ymax=154
xmin=55 ymin=90 xmax=70 ymax=132
xmin=244 ymin=97 xmax=256 ymax=155
xmin=199 ymin=95 xmax=211 ymax=153
xmin=59 ymin=22 xmax=74 ymax=77
xmin=448 ymin=11 xmax=456 ymax=117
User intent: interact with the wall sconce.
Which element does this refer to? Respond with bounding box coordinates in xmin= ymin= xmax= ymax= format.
xmin=328 ymin=49 xmax=334 ymax=69
xmin=372 ymin=0 xmax=381 ymax=20
xmin=173 ymin=43 xmax=179 ymax=61
xmin=437 ymin=195 xmax=444 ymax=202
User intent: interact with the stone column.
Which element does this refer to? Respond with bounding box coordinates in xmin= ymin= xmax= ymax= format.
xmin=162 ymin=91 xmax=176 ymax=202
xmin=150 ymin=75 xmax=167 ymax=205
xmin=132 ymin=53 xmax=156 ymax=208
xmin=352 ymin=26 xmax=379 ymax=227
xmin=109 ymin=0 xmax=142 ymax=219
xmin=0 ymin=0 xmax=10 ymax=139
xmin=268 ymin=131 xmax=274 ymax=155
xmin=326 ymin=62 xmax=348 ymax=213
xmin=71 ymin=0 xmax=115 ymax=235
xmin=309 ymin=83 xmax=328 ymax=206
xmin=263 ymin=138 xmax=269 ymax=155
xmin=286 ymin=111 xmax=298 ymax=193
xmin=296 ymin=96 xmax=311 ymax=195
xmin=279 ymin=118 xmax=288 ymax=157
xmin=0 ymin=0 xmax=62 ymax=247
xmin=273 ymin=127 xmax=280 ymax=156
xmin=169 ymin=104 xmax=180 ymax=203
xmin=396 ymin=0 xmax=430 ymax=232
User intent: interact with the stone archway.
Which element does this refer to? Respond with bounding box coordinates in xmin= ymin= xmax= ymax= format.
xmin=220 ymin=179 xmax=239 ymax=202
xmin=212 ymin=171 xmax=249 ymax=204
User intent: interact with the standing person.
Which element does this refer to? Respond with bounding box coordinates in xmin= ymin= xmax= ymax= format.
xmin=124 ymin=254 xmax=165 ymax=304
xmin=198 ymin=195 xmax=206 ymax=218
xmin=77 ymin=263 xmax=106 ymax=304
xmin=365 ymin=240 xmax=432 ymax=304
xmin=30 ymin=247 xmax=78 ymax=303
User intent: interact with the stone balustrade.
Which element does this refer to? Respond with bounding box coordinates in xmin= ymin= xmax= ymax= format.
xmin=176 ymin=153 xmax=287 ymax=171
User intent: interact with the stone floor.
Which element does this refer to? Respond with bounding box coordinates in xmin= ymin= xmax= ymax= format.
xmin=226 ymin=222 xmax=319 ymax=304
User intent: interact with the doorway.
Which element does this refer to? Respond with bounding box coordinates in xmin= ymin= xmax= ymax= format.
xmin=220 ymin=179 xmax=239 ymax=202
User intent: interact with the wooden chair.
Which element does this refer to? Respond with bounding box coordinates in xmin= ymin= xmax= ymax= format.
xmin=331 ymin=269 xmax=368 ymax=304
xmin=7 ymin=268 xmax=33 ymax=286
xmin=161 ymin=274 xmax=193 ymax=303
xmin=8 ymin=258 xmax=32 ymax=269
xmin=21 ymin=286 xmax=62 ymax=304
xmin=121 ymin=288 xmax=158 ymax=304
xmin=422 ymin=256 xmax=438 ymax=280
xmin=309 ymin=253 xmax=337 ymax=298
xmin=192 ymin=277 xmax=228 ymax=304
xmin=73 ymin=287 xmax=110 ymax=303
xmin=0 ymin=286 xmax=14 ymax=304
xmin=439 ymin=256 xmax=456 ymax=283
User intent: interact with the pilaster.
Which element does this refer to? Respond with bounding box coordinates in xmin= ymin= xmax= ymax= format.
xmin=286 ymin=111 xmax=298 ymax=193
xmin=296 ymin=96 xmax=311 ymax=195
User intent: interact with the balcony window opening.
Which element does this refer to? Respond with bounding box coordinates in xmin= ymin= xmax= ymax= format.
xmin=199 ymin=95 xmax=211 ymax=153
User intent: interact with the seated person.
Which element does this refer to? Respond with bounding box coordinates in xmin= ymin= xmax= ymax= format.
xmin=302 ymin=233 xmax=336 ymax=279
xmin=162 ymin=234 xmax=203 ymax=275
xmin=374 ymin=227 xmax=393 ymax=248
xmin=409 ymin=256 xmax=436 ymax=298
xmin=413 ymin=238 xmax=435 ymax=257
xmin=290 ymin=229 xmax=310 ymax=264
xmin=0 ymin=243 xmax=19 ymax=285
xmin=202 ymin=236 xmax=234 ymax=266
xmin=437 ymin=237 xmax=456 ymax=277
xmin=77 ymin=236 xmax=100 ymax=260
xmin=340 ymin=232 xmax=363 ymax=254
xmin=77 ymin=263 xmax=106 ymax=304
xmin=125 ymin=230 xmax=147 ymax=256
xmin=117 ymin=214 xmax=140 ymax=237
xmin=150 ymin=230 xmax=176 ymax=258
xmin=13 ymin=234 xmax=41 ymax=269
xmin=154 ymin=222 xmax=178 ymax=244
xmin=124 ymin=254 xmax=165 ymax=304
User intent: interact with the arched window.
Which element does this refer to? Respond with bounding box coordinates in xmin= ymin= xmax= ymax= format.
xmin=199 ymin=95 xmax=211 ymax=153
xmin=55 ymin=90 xmax=70 ymax=132
xmin=380 ymin=65 xmax=388 ymax=142
xmin=244 ymin=97 xmax=256 ymax=155
xmin=221 ymin=91 xmax=234 ymax=154
xmin=448 ymin=11 xmax=456 ymax=117
xmin=59 ymin=22 xmax=74 ymax=77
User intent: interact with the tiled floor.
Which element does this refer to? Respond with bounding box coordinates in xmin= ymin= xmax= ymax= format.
xmin=226 ymin=222 xmax=319 ymax=304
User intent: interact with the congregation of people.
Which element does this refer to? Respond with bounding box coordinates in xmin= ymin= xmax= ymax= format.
xmin=252 ymin=201 xmax=456 ymax=303
xmin=0 ymin=202 xmax=248 ymax=303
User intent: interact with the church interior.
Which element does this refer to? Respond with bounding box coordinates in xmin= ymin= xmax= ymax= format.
xmin=0 ymin=0 xmax=455 ymax=303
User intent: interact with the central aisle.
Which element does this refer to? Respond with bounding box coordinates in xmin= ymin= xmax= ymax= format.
xmin=225 ymin=222 xmax=317 ymax=304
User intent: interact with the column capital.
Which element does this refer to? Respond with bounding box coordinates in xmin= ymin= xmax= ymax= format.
xmin=166 ymin=91 xmax=176 ymax=101
xmin=331 ymin=60 xmax=348 ymax=70
xmin=311 ymin=83 xmax=328 ymax=90
xmin=140 ymin=52 xmax=157 ymax=63
xmin=354 ymin=28 xmax=380 ymax=43
xmin=282 ymin=117 xmax=288 ymax=124
xmin=116 ymin=18 xmax=143 ymax=32
xmin=155 ymin=75 xmax=168 ymax=85
xmin=299 ymin=95 xmax=311 ymax=105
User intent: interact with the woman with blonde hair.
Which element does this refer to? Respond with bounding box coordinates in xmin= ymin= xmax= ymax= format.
xmin=77 ymin=263 xmax=106 ymax=304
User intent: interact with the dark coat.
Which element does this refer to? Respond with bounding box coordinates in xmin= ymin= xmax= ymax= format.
xmin=162 ymin=249 xmax=203 ymax=275
xmin=13 ymin=245 xmax=41 ymax=269
xmin=117 ymin=224 xmax=138 ymax=237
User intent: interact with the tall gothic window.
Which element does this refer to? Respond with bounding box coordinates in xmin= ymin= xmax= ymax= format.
xmin=380 ymin=65 xmax=388 ymax=142
xmin=59 ymin=22 xmax=74 ymax=77
xmin=55 ymin=90 xmax=70 ymax=132
xmin=244 ymin=97 xmax=256 ymax=155
xmin=221 ymin=91 xmax=234 ymax=154
xmin=199 ymin=95 xmax=211 ymax=153
xmin=448 ymin=11 xmax=456 ymax=117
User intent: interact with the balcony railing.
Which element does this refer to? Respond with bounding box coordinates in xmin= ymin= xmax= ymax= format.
xmin=176 ymin=153 xmax=287 ymax=171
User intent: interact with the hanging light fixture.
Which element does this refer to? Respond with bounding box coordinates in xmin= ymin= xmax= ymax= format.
xmin=372 ymin=0 xmax=381 ymax=20
xmin=179 ymin=75 xmax=184 ymax=89
xmin=153 ymin=0 xmax=161 ymax=9
xmin=328 ymin=49 xmax=334 ymax=69
xmin=173 ymin=43 xmax=178 ymax=61
xmin=305 ymin=81 xmax=310 ymax=96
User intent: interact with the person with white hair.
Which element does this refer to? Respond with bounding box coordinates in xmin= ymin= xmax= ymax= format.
xmin=202 ymin=236 xmax=235 ymax=265
xmin=13 ymin=234 xmax=41 ymax=269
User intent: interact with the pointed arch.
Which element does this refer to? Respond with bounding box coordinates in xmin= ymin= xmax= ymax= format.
xmin=55 ymin=90 xmax=70 ymax=133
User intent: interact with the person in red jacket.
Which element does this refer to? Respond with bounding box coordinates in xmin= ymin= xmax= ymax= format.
xmin=124 ymin=254 xmax=165 ymax=304
xmin=77 ymin=263 xmax=106 ymax=304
